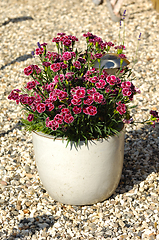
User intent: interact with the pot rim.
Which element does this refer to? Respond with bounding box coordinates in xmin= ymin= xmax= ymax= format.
xmin=32 ymin=125 xmax=125 ymax=143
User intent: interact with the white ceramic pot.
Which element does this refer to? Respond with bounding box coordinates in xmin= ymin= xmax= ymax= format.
xmin=32 ymin=129 xmax=125 ymax=205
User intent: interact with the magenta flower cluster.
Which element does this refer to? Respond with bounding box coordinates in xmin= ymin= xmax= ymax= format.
xmin=8 ymin=32 xmax=144 ymax=141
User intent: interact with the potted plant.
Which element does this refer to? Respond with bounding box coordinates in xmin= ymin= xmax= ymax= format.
xmin=8 ymin=32 xmax=158 ymax=205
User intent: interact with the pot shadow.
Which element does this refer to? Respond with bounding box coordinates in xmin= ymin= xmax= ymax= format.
xmin=3 ymin=214 xmax=58 ymax=239
xmin=0 ymin=54 xmax=33 ymax=71
xmin=0 ymin=120 xmax=24 ymax=137
xmin=110 ymin=124 xmax=159 ymax=199
xmin=0 ymin=16 xmax=34 ymax=27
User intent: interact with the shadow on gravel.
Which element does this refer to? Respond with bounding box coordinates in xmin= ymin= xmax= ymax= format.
xmin=131 ymin=7 xmax=153 ymax=14
xmin=3 ymin=214 xmax=58 ymax=239
xmin=0 ymin=120 xmax=24 ymax=137
xmin=0 ymin=54 xmax=33 ymax=71
xmin=0 ymin=16 xmax=34 ymax=27
xmin=111 ymin=124 xmax=159 ymax=198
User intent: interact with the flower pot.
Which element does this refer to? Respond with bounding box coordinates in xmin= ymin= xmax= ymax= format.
xmin=32 ymin=129 xmax=125 ymax=205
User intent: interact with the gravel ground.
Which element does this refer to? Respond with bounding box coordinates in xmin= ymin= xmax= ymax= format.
xmin=1 ymin=0 xmax=159 ymax=239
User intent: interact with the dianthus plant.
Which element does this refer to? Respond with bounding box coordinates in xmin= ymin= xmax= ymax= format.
xmin=8 ymin=32 xmax=158 ymax=145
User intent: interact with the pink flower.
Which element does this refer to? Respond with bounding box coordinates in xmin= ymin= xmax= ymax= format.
xmin=83 ymin=105 xmax=88 ymax=114
xmin=65 ymin=72 xmax=74 ymax=81
xmin=55 ymin=89 xmax=61 ymax=96
xmin=61 ymin=108 xmax=70 ymax=115
xmin=45 ymin=98 xmax=52 ymax=103
xmin=93 ymin=92 xmax=103 ymax=103
xmin=13 ymin=88 xmax=21 ymax=92
xmin=106 ymin=75 xmax=117 ymax=85
xmin=100 ymin=42 xmax=107 ymax=50
xmin=49 ymin=92 xmax=57 ymax=101
xmin=73 ymin=106 xmax=82 ymax=114
xmin=89 ymin=76 xmax=98 ymax=83
xmin=120 ymin=69 xmax=125 ymax=74
xmin=24 ymin=65 xmax=33 ymax=75
xmin=118 ymin=54 xmax=127 ymax=59
xmin=33 ymin=65 xmax=41 ymax=74
xmin=47 ymin=83 xmax=55 ymax=91
xmin=83 ymin=96 xmax=94 ymax=105
xmin=19 ymin=94 xmax=28 ymax=104
xmin=64 ymin=114 xmax=74 ymax=124
xmin=27 ymin=114 xmax=34 ymax=122
xmin=84 ymin=68 xmax=96 ymax=78
xmin=78 ymin=57 xmax=86 ymax=64
xmin=94 ymin=36 xmax=103 ymax=45
xmin=35 ymin=47 xmax=44 ymax=55
xmin=106 ymin=42 xmax=114 ymax=47
xmin=136 ymin=88 xmax=141 ymax=94
xmin=57 ymin=32 xmax=66 ymax=36
xmin=87 ymin=88 xmax=96 ymax=95
xmin=150 ymin=110 xmax=159 ymax=118
xmin=116 ymin=77 xmax=121 ymax=84
xmin=122 ymin=88 xmax=132 ymax=96
xmin=46 ymin=51 xmax=59 ymax=61
xmin=84 ymin=106 xmax=97 ymax=116
xmin=46 ymin=103 xmax=54 ymax=111
xmin=48 ymin=120 xmax=59 ymax=131
xmin=41 ymin=42 xmax=47 ymax=47
xmin=26 ymin=81 xmax=36 ymax=90
xmin=99 ymin=74 xmax=105 ymax=79
xmin=58 ymin=104 xmax=66 ymax=109
xmin=121 ymin=81 xmax=135 ymax=97
xmin=102 ymin=69 xmax=109 ymax=78
xmin=50 ymin=63 xmax=61 ymax=72
xmin=62 ymin=52 xmax=72 ymax=61
xmin=83 ymin=32 xmax=94 ymax=38
xmin=58 ymin=91 xmax=68 ymax=101
xmin=34 ymin=93 xmax=41 ymax=103
xmin=8 ymin=90 xmax=20 ymax=100
xmin=52 ymin=37 xmax=61 ymax=43
xmin=76 ymin=88 xmax=86 ymax=98
xmin=94 ymin=53 xmax=103 ymax=59
xmin=70 ymin=36 xmax=78 ymax=41
xmin=114 ymin=45 xmax=125 ymax=50
xmin=28 ymin=96 xmax=35 ymax=106
xmin=54 ymin=74 xmax=64 ymax=84
xmin=116 ymin=101 xmax=126 ymax=115
xmin=71 ymin=52 xmax=76 ymax=58
xmin=123 ymin=118 xmax=133 ymax=124
xmin=42 ymin=62 xmax=51 ymax=67
xmin=105 ymin=87 xmax=110 ymax=93
xmin=71 ymin=95 xmax=82 ymax=105
xmin=54 ymin=114 xmax=64 ymax=124
xmin=95 ymin=79 xmax=106 ymax=89
xmin=36 ymin=103 xmax=46 ymax=113
xmin=31 ymin=102 xmax=37 ymax=112
xmin=63 ymin=39 xmax=72 ymax=46
xmin=70 ymin=87 xmax=76 ymax=95
xmin=46 ymin=117 xmax=50 ymax=127
xmin=121 ymin=81 xmax=131 ymax=88
xmin=61 ymin=63 xmax=68 ymax=69
xmin=73 ymin=61 xmax=81 ymax=69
